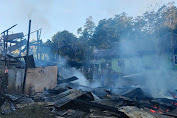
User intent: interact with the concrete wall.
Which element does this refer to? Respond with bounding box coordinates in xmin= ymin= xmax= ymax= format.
xmin=8 ymin=66 xmax=57 ymax=94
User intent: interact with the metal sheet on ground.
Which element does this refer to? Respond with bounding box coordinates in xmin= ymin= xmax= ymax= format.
xmin=54 ymin=89 xmax=85 ymax=108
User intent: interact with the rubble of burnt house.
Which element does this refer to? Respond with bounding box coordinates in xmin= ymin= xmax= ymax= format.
xmin=0 ymin=23 xmax=57 ymax=95
xmin=1 ymin=22 xmax=177 ymax=118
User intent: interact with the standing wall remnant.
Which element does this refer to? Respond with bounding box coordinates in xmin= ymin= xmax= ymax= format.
xmin=8 ymin=66 xmax=57 ymax=94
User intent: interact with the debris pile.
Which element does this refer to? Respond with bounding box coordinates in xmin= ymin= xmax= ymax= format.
xmin=1 ymin=78 xmax=177 ymax=118
xmin=0 ymin=21 xmax=177 ymax=118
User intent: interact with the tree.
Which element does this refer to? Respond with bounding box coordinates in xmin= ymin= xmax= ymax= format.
xmin=76 ymin=16 xmax=96 ymax=62
xmin=44 ymin=2 xmax=177 ymax=64
xmin=51 ymin=30 xmax=87 ymax=62
xmin=52 ymin=30 xmax=77 ymax=60
xmin=83 ymin=16 xmax=95 ymax=39
xmin=92 ymin=13 xmax=133 ymax=49
xmin=77 ymin=27 xmax=82 ymax=35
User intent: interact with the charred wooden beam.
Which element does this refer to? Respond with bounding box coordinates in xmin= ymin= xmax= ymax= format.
xmin=1 ymin=24 xmax=17 ymax=35
xmin=23 ymin=28 xmax=42 ymax=37
xmin=26 ymin=20 xmax=31 ymax=58
xmin=58 ymin=76 xmax=78 ymax=83
xmin=73 ymin=99 xmax=129 ymax=118
xmin=22 ymin=20 xmax=31 ymax=93
xmin=24 ymin=55 xmax=35 ymax=68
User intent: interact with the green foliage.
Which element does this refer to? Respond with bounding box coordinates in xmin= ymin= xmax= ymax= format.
xmin=51 ymin=30 xmax=77 ymax=60
xmin=92 ymin=13 xmax=133 ymax=49
xmin=83 ymin=16 xmax=95 ymax=39
xmin=52 ymin=30 xmax=77 ymax=45
xmin=45 ymin=2 xmax=177 ymax=62
xmin=45 ymin=30 xmax=87 ymax=62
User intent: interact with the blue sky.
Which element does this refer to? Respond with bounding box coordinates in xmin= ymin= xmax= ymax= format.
xmin=0 ymin=0 xmax=176 ymax=42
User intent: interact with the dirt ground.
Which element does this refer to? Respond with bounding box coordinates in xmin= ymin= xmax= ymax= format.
xmin=0 ymin=104 xmax=55 ymax=118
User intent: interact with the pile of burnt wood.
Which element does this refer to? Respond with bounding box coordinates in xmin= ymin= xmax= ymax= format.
xmin=1 ymin=77 xmax=177 ymax=118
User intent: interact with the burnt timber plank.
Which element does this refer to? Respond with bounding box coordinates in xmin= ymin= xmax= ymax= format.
xmin=73 ymin=99 xmax=129 ymax=118
xmin=119 ymin=106 xmax=156 ymax=118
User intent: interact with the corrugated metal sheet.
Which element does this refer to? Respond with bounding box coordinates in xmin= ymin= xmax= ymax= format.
xmin=54 ymin=89 xmax=85 ymax=108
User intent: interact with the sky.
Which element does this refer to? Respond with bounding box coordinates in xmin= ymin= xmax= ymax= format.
xmin=0 ymin=0 xmax=176 ymax=42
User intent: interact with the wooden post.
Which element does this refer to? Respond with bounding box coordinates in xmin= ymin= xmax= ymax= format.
xmin=19 ymin=38 xmax=22 ymax=57
xmin=5 ymin=31 xmax=8 ymax=69
xmin=37 ymin=30 xmax=39 ymax=62
xmin=40 ymin=39 xmax=42 ymax=60
xmin=26 ymin=20 xmax=31 ymax=57
xmin=22 ymin=20 xmax=31 ymax=93
xmin=3 ymin=32 xmax=5 ymax=56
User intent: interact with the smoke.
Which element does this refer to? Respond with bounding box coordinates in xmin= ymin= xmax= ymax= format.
xmin=117 ymin=31 xmax=177 ymax=98
xmin=143 ymin=54 xmax=177 ymax=98
xmin=33 ymin=45 xmax=90 ymax=87
xmin=144 ymin=71 xmax=177 ymax=98
xmin=2 ymin=0 xmax=54 ymax=40
xmin=59 ymin=65 xmax=89 ymax=86
xmin=69 ymin=67 xmax=89 ymax=86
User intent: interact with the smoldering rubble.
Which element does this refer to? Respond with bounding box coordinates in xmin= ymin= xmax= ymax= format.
xmin=1 ymin=5 xmax=177 ymax=117
xmin=1 ymin=53 xmax=177 ymax=118
xmin=0 ymin=40 xmax=176 ymax=118
xmin=2 ymin=79 xmax=177 ymax=118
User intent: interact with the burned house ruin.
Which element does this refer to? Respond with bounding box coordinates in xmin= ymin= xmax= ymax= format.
xmin=1 ymin=1 xmax=177 ymax=118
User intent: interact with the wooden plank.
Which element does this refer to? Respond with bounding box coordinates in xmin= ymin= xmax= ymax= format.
xmin=119 ymin=106 xmax=156 ymax=118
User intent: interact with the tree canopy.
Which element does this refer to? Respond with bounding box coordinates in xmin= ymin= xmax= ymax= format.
xmin=45 ymin=2 xmax=177 ymax=62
